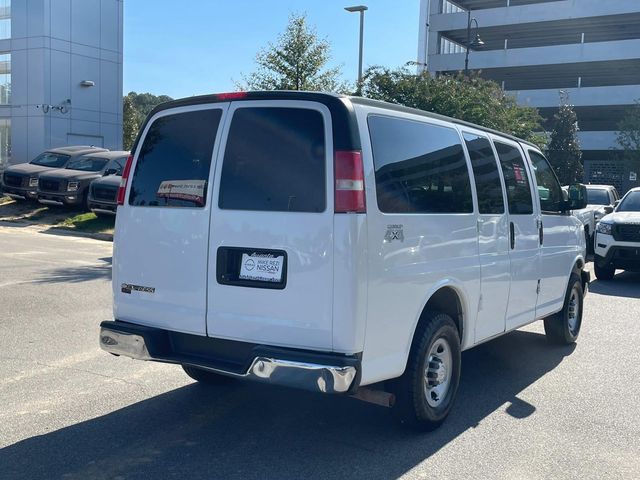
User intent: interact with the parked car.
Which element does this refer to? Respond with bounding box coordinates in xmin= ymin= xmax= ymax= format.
xmin=1 ymin=146 xmax=107 ymax=201
xmin=585 ymin=184 xmax=620 ymax=223
xmin=99 ymin=91 xmax=589 ymax=431
xmin=37 ymin=151 xmax=129 ymax=210
xmin=563 ymin=186 xmax=596 ymax=254
xmin=88 ymin=170 xmax=124 ymax=216
xmin=594 ymin=187 xmax=640 ymax=280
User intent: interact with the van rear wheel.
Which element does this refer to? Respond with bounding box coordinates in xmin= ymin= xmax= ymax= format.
xmin=182 ymin=365 xmax=235 ymax=385
xmin=544 ymin=273 xmax=583 ymax=345
xmin=392 ymin=311 xmax=461 ymax=431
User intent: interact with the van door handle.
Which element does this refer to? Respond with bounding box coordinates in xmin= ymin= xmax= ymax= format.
xmin=510 ymin=222 xmax=515 ymax=250
xmin=538 ymin=220 xmax=544 ymax=245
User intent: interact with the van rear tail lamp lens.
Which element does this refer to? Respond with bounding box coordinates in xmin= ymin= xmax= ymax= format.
xmin=334 ymin=150 xmax=366 ymax=213
xmin=117 ymin=154 xmax=134 ymax=205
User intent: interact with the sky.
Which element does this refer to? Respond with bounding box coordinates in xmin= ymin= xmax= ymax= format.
xmin=123 ymin=0 xmax=421 ymax=99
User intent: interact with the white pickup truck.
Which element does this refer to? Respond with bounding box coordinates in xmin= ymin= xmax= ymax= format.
xmin=100 ymin=92 xmax=589 ymax=431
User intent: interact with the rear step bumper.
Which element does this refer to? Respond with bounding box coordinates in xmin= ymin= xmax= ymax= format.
xmin=99 ymin=320 xmax=360 ymax=394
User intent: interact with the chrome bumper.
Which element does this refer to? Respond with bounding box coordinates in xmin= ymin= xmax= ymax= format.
xmin=38 ymin=198 xmax=65 ymax=206
xmin=90 ymin=207 xmax=116 ymax=215
xmin=99 ymin=326 xmax=358 ymax=394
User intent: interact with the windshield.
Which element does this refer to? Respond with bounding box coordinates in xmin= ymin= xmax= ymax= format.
xmin=617 ymin=192 xmax=640 ymax=212
xmin=30 ymin=152 xmax=70 ymax=168
xmin=586 ymin=188 xmax=610 ymax=205
xmin=65 ymin=156 xmax=109 ymax=172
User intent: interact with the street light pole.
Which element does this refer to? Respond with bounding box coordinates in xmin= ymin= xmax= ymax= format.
xmin=464 ymin=10 xmax=484 ymax=77
xmin=345 ymin=5 xmax=368 ymax=93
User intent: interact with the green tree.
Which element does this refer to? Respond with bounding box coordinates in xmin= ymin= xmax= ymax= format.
xmin=546 ymin=92 xmax=583 ymax=185
xmin=361 ymin=66 xmax=545 ymax=147
xmin=126 ymin=91 xmax=173 ymax=126
xmin=122 ymin=95 xmax=139 ymax=150
xmin=122 ymin=92 xmax=173 ymax=150
xmin=617 ymin=99 xmax=640 ymax=173
xmin=239 ymin=13 xmax=349 ymax=93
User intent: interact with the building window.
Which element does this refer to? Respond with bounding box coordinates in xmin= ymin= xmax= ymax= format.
xmin=0 ymin=118 xmax=10 ymax=169
xmin=0 ymin=53 xmax=9 ymax=104
xmin=0 ymin=0 xmax=9 ymax=40
xmin=441 ymin=0 xmax=464 ymax=14
xmin=440 ymin=37 xmax=466 ymax=55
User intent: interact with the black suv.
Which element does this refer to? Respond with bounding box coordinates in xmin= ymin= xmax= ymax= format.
xmin=1 ymin=146 xmax=107 ymax=200
xmin=37 ymin=151 xmax=129 ymax=210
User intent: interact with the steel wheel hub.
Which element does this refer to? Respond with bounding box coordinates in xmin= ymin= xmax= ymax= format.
xmin=567 ymin=287 xmax=580 ymax=335
xmin=424 ymin=338 xmax=453 ymax=408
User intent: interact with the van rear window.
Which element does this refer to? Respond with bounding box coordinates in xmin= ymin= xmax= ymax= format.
xmin=368 ymin=115 xmax=473 ymax=214
xmin=218 ymin=107 xmax=326 ymax=213
xmin=129 ymin=109 xmax=222 ymax=207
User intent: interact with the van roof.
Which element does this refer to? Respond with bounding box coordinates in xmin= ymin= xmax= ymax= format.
xmin=138 ymin=91 xmax=540 ymax=153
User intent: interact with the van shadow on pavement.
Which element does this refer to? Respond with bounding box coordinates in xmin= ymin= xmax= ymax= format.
xmin=589 ymin=271 xmax=640 ymax=299
xmin=0 ymin=330 xmax=575 ymax=480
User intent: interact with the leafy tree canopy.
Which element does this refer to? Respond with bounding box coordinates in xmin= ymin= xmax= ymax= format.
xmin=617 ymin=100 xmax=640 ymax=161
xmin=546 ymin=92 xmax=583 ymax=184
xmin=361 ymin=66 xmax=545 ymax=148
xmin=239 ymin=13 xmax=349 ymax=93
xmin=122 ymin=91 xmax=173 ymax=150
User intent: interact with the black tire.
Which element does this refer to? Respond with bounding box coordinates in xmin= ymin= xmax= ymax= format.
xmin=544 ymin=273 xmax=584 ymax=345
xmin=584 ymin=228 xmax=593 ymax=256
xmin=182 ymin=365 xmax=235 ymax=385
xmin=392 ymin=311 xmax=461 ymax=431
xmin=594 ymin=260 xmax=615 ymax=281
xmin=82 ymin=191 xmax=91 ymax=212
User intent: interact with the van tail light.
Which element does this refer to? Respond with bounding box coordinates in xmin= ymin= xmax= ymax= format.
xmin=117 ymin=154 xmax=134 ymax=206
xmin=334 ymin=150 xmax=366 ymax=213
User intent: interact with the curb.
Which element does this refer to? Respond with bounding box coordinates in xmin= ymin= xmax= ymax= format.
xmin=0 ymin=219 xmax=114 ymax=242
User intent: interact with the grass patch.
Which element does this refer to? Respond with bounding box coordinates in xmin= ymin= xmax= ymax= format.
xmin=0 ymin=195 xmax=12 ymax=205
xmin=25 ymin=206 xmax=49 ymax=221
xmin=58 ymin=212 xmax=115 ymax=234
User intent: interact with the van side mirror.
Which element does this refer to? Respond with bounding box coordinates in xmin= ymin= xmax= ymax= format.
xmin=604 ymin=205 xmax=614 ymax=214
xmin=566 ymin=183 xmax=587 ymax=210
xmin=104 ymin=168 xmax=118 ymax=176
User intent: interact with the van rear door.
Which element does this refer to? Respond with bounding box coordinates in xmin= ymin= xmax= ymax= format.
xmin=206 ymin=101 xmax=335 ymax=351
xmin=113 ymin=104 xmax=228 ymax=335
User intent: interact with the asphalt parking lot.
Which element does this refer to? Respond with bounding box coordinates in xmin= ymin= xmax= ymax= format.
xmin=1 ymin=224 xmax=639 ymax=480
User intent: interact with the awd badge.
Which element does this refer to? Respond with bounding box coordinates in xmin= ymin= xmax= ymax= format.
xmin=384 ymin=224 xmax=404 ymax=243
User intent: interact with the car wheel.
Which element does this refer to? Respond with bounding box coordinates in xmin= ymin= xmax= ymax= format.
xmin=584 ymin=228 xmax=593 ymax=256
xmin=82 ymin=192 xmax=92 ymax=212
xmin=544 ymin=273 xmax=584 ymax=345
xmin=594 ymin=260 xmax=615 ymax=281
xmin=392 ymin=311 xmax=461 ymax=431
xmin=182 ymin=365 xmax=235 ymax=385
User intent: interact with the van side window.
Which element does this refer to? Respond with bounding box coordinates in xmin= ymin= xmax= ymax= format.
xmin=463 ymin=133 xmax=504 ymax=214
xmin=528 ymin=150 xmax=564 ymax=213
xmin=129 ymin=109 xmax=221 ymax=207
xmin=218 ymin=107 xmax=326 ymax=213
xmin=368 ymin=115 xmax=473 ymax=214
xmin=494 ymin=142 xmax=534 ymax=215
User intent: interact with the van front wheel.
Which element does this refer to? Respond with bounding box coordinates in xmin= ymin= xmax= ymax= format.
xmin=393 ymin=311 xmax=461 ymax=431
xmin=182 ymin=365 xmax=235 ymax=385
xmin=544 ymin=273 xmax=583 ymax=345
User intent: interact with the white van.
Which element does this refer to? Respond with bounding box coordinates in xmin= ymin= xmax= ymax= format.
xmin=100 ymin=92 xmax=589 ymax=430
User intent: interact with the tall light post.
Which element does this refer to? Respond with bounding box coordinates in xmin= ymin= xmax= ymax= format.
xmin=464 ymin=10 xmax=484 ymax=77
xmin=345 ymin=5 xmax=368 ymax=93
